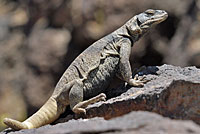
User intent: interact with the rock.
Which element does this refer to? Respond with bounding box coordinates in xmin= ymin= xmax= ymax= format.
xmin=56 ymin=64 xmax=200 ymax=125
xmin=1 ymin=65 xmax=200 ymax=133
xmin=2 ymin=111 xmax=200 ymax=134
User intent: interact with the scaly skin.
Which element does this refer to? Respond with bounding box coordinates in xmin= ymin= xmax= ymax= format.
xmin=4 ymin=9 xmax=168 ymax=130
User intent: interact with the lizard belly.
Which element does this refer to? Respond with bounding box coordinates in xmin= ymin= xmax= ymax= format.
xmin=83 ymin=56 xmax=119 ymax=99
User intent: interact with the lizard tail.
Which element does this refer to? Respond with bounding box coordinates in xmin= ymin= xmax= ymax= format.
xmin=3 ymin=97 xmax=64 ymax=130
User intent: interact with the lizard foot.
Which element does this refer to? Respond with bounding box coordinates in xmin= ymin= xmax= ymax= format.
xmin=128 ymin=74 xmax=149 ymax=87
xmin=85 ymin=93 xmax=106 ymax=104
xmin=72 ymin=107 xmax=86 ymax=115
xmin=72 ymin=93 xmax=107 ymax=115
xmin=97 ymin=93 xmax=106 ymax=102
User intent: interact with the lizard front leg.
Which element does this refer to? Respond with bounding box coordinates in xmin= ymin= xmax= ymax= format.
xmin=117 ymin=38 xmax=146 ymax=87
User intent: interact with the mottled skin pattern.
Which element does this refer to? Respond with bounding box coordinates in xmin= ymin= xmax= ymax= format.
xmin=3 ymin=9 xmax=168 ymax=130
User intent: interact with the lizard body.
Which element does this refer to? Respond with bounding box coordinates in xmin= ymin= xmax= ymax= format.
xmin=3 ymin=9 xmax=168 ymax=130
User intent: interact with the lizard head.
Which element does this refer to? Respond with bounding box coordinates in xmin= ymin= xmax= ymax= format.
xmin=127 ymin=9 xmax=168 ymax=36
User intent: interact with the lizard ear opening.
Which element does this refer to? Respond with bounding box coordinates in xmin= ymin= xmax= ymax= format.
xmin=127 ymin=24 xmax=142 ymax=36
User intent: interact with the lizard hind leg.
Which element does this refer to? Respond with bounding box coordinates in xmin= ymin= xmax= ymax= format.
xmin=72 ymin=93 xmax=106 ymax=114
xmin=69 ymin=80 xmax=106 ymax=114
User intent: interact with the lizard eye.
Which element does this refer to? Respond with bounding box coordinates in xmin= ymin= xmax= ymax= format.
xmin=145 ymin=9 xmax=155 ymax=15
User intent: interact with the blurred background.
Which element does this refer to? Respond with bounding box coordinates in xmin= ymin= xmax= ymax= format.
xmin=0 ymin=0 xmax=200 ymax=131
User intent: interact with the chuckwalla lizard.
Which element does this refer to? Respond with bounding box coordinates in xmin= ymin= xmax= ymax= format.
xmin=4 ymin=9 xmax=168 ymax=130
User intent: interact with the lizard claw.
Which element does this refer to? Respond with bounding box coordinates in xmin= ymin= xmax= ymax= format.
xmin=82 ymin=109 xmax=86 ymax=115
xmin=98 ymin=93 xmax=106 ymax=102
xmin=128 ymin=75 xmax=149 ymax=87
xmin=133 ymin=74 xmax=147 ymax=81
xmin=128 ymin=79 xmax=144 ymax=87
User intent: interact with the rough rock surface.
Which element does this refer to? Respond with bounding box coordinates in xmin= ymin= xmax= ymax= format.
xmin=57 ymin=64 xmax=200 ymax=125
xmin=2 ymin=111 xmax=200 ymax=134
xmin=2 ymin=64 xmax=200 ymax=134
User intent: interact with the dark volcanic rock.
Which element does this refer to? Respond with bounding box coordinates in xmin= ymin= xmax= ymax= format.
xmin=83 ymin=65 xmax=200 ymax=123
xmin=1 ymin=65 xmax=200 ymax=134
xmin=57 ymin=65 xmax=200 ymax=125
xmin=2 ymin=111 xmax=200 ymax=134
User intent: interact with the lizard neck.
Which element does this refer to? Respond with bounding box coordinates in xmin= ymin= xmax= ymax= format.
xmin=114 ymin=26 xmax=140 ymax=46
xmin=113 ymin=17 xmax=142 ymax=46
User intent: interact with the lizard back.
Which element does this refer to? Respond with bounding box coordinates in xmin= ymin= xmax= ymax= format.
xmin=54 ymin=34 xmax=121 ymax=98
